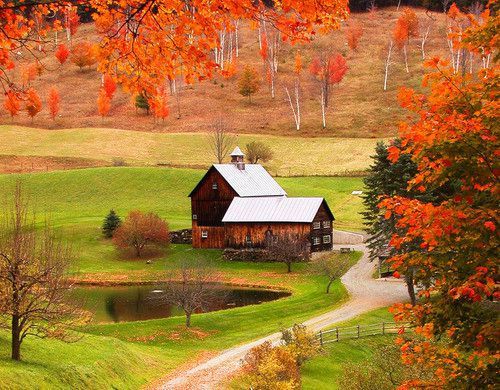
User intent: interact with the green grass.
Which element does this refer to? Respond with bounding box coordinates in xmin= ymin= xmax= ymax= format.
xmin=301 ymin=307 xmax=394 ymax=390
xmin=0 ymin=125 xmax=385 ymax=176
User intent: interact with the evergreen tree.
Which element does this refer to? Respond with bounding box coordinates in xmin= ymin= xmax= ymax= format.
xmin=135 ymin=93 xmax=150 ymax=114
xmin=362 ymin=140 xmax=433 ymax=304
xmin=238 ymin=66 xmax=260 ymax=102
xmin=102 ymin=210 xmax=121 ymax=238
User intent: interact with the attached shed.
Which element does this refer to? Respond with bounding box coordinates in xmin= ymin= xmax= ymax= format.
xmin=222 ymin=197 xmax=334 ymax=252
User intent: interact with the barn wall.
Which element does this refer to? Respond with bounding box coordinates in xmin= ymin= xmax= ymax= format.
xmin=310 ymin=202 xmax=333 ymax=252
xmin=192 ymin=221 xmax=225 ymax=248
xmin=224 ymin=223 xmax=311 ymax=249
xmin=191 ymin=168 xmax=237 ymax=227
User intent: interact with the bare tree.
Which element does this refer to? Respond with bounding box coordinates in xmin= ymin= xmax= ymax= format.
xmin=163 ymin=258 xmax=221 ymax=327
xmin=383 ymin=40 xmax=394 ymax=91
xmin=0 ymin=182 xmax=85 ymax=361
xmin=245 ymin=141 xmax=273 ymax=164
xmin=209 ymin=117 xmax=235 ymax=163
xmin=310 ymin=253 xmax=352 ymax=293
xmin=266 ymin=234 xmax=310 ymax=273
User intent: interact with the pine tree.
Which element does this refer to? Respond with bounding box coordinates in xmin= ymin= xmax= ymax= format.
xmin=135 ymin=93 xmax=150 ymax=114
xmin=102 ymin=210 xmax=121 ymax=238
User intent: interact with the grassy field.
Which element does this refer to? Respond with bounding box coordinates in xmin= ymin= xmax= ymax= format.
xmin=301 ymin=307 xmax=394 ymax=390
xmin=0 ymin=8 xmax=449 ymax=138
xmin=0 ymin=250 xmax=362 ymax=389
xmin=0 ymin=125 xmax=384 ymax=176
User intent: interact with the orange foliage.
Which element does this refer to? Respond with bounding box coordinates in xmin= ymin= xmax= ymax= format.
xmin=55 ymin=44 xmax=70 ymax=65
xmin=294 ymin=51 xmax=302 ymax=75
xmin=97 ymin=89 xmax=110 ymax=117
xmin=103 ymin=74 xmax=117 ymax=99
xmin=70 ymin=42 xmax=97 ymax=70
xmin=151 ymin=93 xmax=169 ymax=121
xmin=25 ymin=88 xmax=42 ymax=121
xmin=345 ymin=22 xmax=363 ymax=51
xmin=3 ymin=91 xmax=20 ymax=118
xmin=21 ymin=63 xmax=38 ymax=85
xmin=393 ymin=8 xmax=419 ymax=48
xmin=310 ymin=53 xmax=348 ymax=84
xmin=47 ymin=87 xmax=60 ymax=120
xmin=112 ymin=211 xmax=169 ymax=258
xmin=382 ymin=8 xmax=498 ymax=387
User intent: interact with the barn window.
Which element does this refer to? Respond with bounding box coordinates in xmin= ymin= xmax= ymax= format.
xmin=322 ymin=221 xmax=330 ymax=228
xmin=192 ymin=214 xmax=197 ymax=220
xmin=201 ymin=231 xmax=208 ymax=239
xmin=312 ymin=237 xmax=321 ymax=245
xmin=212 ymin=182 xmax=218 ymax=190
xmin=323 ymin=235 xmax=331 ymax=244
xmin=313 ymin=222 xmax=321 ymax=229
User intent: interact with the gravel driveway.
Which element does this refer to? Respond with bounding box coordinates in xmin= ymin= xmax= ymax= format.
xmin=156 ymin=244 xmax=408 ymax=390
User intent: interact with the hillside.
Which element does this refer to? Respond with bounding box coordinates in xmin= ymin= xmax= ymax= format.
xmin=1 ymin=8 xmax=450 ymax=138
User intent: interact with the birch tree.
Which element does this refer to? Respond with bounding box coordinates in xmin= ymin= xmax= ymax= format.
xmin=393 ymin=8 xmax=419 ymax=74
xmin=284 ymin=51 xmax=302 ymax=131
xmin=383 ymin=40 xmax=394 ymax=91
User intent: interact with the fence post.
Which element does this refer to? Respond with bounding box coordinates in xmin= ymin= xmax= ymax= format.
xmin=382 ymin=322 xmax=385 ymax=335
xmin=357 ymin=324 xmax=360 ymax=338
xmin=319 ymin=330 xmax=323 ymax=346
xmin=336 ymin=327 xmax=339 ymax=342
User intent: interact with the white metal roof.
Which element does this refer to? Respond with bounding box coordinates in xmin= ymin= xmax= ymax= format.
xmin=222 ymin=197 xmax=328 ymax=223
xmin=213 ymin=164 xmax=286 ymax=197
xmin=230 ymin=146 xmax=245 ymax=156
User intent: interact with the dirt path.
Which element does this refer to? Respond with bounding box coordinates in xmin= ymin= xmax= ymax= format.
xmin=156 ymin=245 xmax=408 ymax=390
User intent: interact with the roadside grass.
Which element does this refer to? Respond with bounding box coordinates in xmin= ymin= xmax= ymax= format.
xmin=301 ymin=307 xmax=394 ymax=390
xmin=0 ymin=125 xmax=385 ymax=176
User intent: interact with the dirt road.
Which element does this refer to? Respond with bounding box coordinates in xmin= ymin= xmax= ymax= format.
xmin=157 ymin=245 xmax=408 ymax=390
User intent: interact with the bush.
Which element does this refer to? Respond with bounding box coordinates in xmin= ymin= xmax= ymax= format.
xmin=135 ymin=93 xmax=150 ymax=114
xmin=102 ymin=209 xmax=121 ymax=238
xmin=70 ymin=41 xmax=97 ymax=70
xmin=112 ymin=211 xmax=169 ymax=257
xmin=281 ymin=324 xmax=321 ymax=366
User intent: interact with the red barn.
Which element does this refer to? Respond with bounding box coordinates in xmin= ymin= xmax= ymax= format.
xmin=189 ymin=147 xmax=334 ymax=252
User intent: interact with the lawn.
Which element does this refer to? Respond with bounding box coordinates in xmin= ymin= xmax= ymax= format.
xmin=301 ymin=307 xmax=394 ymax=390
xmin=0 ymin=167 xmax=368 ymax=388
xmin=0 ymin=125 xmax=385 ymax=176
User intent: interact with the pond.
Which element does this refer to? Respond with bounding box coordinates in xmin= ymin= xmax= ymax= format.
xmin=68 ymin=283 xmax=291 ymax=323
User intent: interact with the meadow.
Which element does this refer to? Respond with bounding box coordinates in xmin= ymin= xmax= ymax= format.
xmin=0 ymin=125 xmax=384 ymax=176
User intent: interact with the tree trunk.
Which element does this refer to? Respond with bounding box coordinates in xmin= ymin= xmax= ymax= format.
xmin=11 ymin=315 xmax=21 ymax=361
xmin=185 ymin=311 xmax=192 ymax=327
xmin=405 ymin=272 xmax=416 ymax=306
xmin=403 ymin=45 xmax=409 ymax=73
xmin=326 ymin=280 xmax=333 ymax=294
xmin=135 ymin=245 xmax=141 ymax=258
xmin=384 ymin=40 xmax=394 ymax=91
xmin=286 ymin=261 xmax=292 ymax=273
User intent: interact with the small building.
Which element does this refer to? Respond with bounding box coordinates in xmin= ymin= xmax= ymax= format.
xmin=189 ymin=147 xmax=334 ymax=252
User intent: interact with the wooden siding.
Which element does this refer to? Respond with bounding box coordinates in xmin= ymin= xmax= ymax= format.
xmin=310 ymin=202 xmax=333 ymax=252
xmin=192 ymin=221 xmax=225 ymax=248
xmin=224 ymin=222 xmax=311 ymax=249
xmin=191 ymin=167 xmax=237 ymax=227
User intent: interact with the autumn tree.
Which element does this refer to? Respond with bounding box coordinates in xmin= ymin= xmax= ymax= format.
xmin=393 ymin=8 xmax=419 ymax=73
xmin=113 ymin=211 xmax=169 ymax=258
xmin=47 ymin=87 xmax=60 ymax=120
xmin=97 ymin=89 xmax=111 ymax=118
xmin=238 ymin=66 xmax=260 ymax=102
xmin=245 ymin=141 xmax=273 ymax=164
xmin=381 ymin=12 xmax=499 ymax=386
xmin=163 ymin=258 xmax=220 ymax=327
xmin=70 ymin=41 xmax=97 ymax=71
xmin=345 ymin=22 xmax=363 ymax=51
xmin=102 ymin=74 xmax=117 ymax=99
xmin=0 ymin=182 xmax=84 ymax=361
xmin=209 ymin=117 xmax=235 ymax=163
xmin=25 ymin=88 xmax=42 ymax=122
xmin=310 ymin=253 xmax=352 ymax=294
xmin=55 ymin=44 xmax=70 ymax=65
xmin=310 ymin=53 xmax=348 ymax=128
xmin=266 ymin=234 xmax=310 ymax=273
xmin=151 ymin=93 xmax=169 ymax=122
xmin=3 ymin=91 xmax=20 ymax=120
xmin=259 ymin=25 xmax=281 ymax=98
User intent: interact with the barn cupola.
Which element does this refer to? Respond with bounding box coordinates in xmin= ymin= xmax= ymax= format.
xmin=230 ymin=146 xmax=245 ymax=170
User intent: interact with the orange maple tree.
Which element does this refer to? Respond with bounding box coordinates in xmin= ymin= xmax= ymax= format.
xmin=97 ymin=89 xmax=111 ymax=117
xmin=48 ymin=87 xmax=60 ymax=120
xmin=55 ymin=44 xmax=70 ymax=65
xmin=3 ymin=91 xmax=21 ymax=119
xmin=345 ymin=22 xmax=363 ymax=51
xmin=380 ymin=6 xmax=499 ymax=387
xmin=25 ymin=88 xmax=42 ymax=122
xmin=393 ymin=8 xmax=419 ymax=73
xmin=102 ymin=74 xmax=117 ymax=99
xmin=151 ymin=93 xmax=169 ymax=122
xmin=70 ymin=41 xmax=97 ymax=70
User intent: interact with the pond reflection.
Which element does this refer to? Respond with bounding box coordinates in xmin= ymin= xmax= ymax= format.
xmin=67 ymin=283 xmax=290 ymax=323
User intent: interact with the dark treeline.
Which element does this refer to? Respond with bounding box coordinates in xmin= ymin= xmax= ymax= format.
xmin=349 ymin=0 xmax=488 ymax=12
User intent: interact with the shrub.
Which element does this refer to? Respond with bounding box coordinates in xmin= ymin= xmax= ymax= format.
xmin=112 ymin=211 xmax=169 ymax=257
xmin=70 ymin=41 xmax=97 ymax=70
xmin=281 ymin=324 xmax=321 ymax=366
xmin=135 ymin=93 xmax=150 ymax=114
